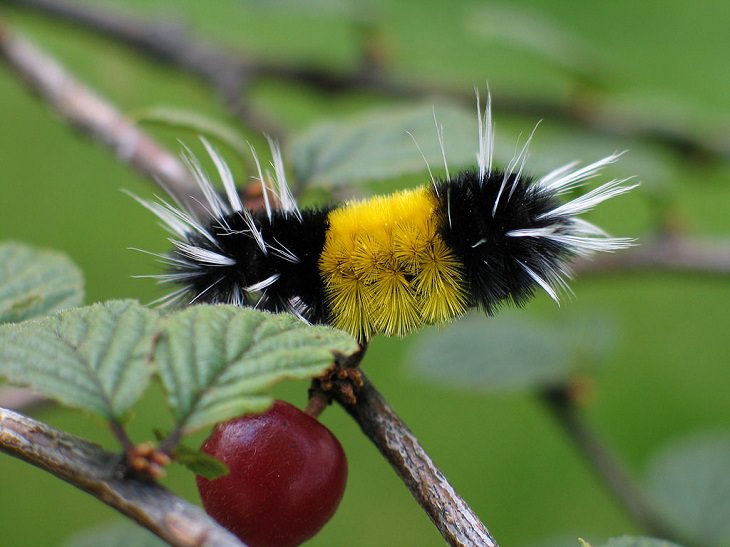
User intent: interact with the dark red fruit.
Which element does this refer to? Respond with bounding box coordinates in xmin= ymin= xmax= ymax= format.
xmin=196 ymin=401 xmax=347 ymax=547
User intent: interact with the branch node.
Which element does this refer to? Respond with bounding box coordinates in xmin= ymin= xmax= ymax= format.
xmin=307 ymin=353 xmax=366 ymax=416
xmin=126 ymin=442 xmax=171 ymax=480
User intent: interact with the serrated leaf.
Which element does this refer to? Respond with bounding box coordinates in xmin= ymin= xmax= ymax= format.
xmin=155 ymin=305 xmax=357 ymax=433
xmin=61 ymin=521 xmax=167 ymax=547
xmin=174 ymin=443 xmax=229 ymax=480
xmin=289 ymin=103 xmax=477 ymax=187
xmin=407 ymin=312 xmax=615 ymax=393
xmin=645 ymin=432 xmax=730 ymax=547
xmin=0 ymin=242 xmax=84 ymax=324
xmin=0 ymin=300 xmax=157 ymax=420
xmin=592 ymin=537 xmax=684 ymax=547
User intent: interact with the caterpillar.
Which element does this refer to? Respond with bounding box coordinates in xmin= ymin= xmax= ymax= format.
xmin=135 ymin=97 xmax=636 ymax=342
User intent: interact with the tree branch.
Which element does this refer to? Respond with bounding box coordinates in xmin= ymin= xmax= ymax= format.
xmin=336 ymin=372 xmax=498 ymax=547
xmin=0 ymin=406 xmax=246 ymax=547
xmin=0 ymin=21 xmax=208 ymax=213
xmin=3 ymin=0 xmax=245 ymax=83
xmin=3 ymin=0 xmax=283 ymax=138
xmin=538 ymin=387 xmax=690 ymax=545
xmin=574 ymin=235 xmax=730 ymax=277
xmin=7 ymin=0 xmax=730 ymax=163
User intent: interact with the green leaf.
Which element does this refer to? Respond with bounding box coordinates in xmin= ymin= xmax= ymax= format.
xmin=155 ymin=305 xmax=357 ymax=433
xmin=0 ymin=300 xmax=157 ymax=420
xmin=133 ymin=106 xmax=248 ymax=158
xmin=592 ymin=537 xmax=684 ymax=547
xmin=406 ymin=312 xmax=615 ymax=393
xmin=289 ymin=103 xmax=477 ymax=187
xmin=0 ymin=242 xmax=84 ymax=324
xmin=467 ymin=5 xmax=605 ymax=86
xmin=645 ymin=431 xmax=730 ymax=547
xmin=61 ymin=521 xmax=167 ymax=547
xmin=174 ymin=443 xmax=229 ymax=480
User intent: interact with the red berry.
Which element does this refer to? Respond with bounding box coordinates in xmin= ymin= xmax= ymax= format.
xmin=196 ymin=401 xmax=347 ymax=547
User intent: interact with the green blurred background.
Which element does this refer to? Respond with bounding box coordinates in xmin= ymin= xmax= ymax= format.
xmin=1 ymin=1 xmax=729 ymax=546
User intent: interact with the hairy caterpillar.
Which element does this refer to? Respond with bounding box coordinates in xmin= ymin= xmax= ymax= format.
xmin=135 ymin=96 xmax=636 ymax=342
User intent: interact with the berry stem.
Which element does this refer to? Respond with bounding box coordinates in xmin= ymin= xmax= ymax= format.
xmin=158 ymin=425 xmax=184 ymax=457
xmin=108 ymin=418 xmax=135 ymax=453
xmin=334 ymin=366 xmax=498 ymax=547
xmin=304 ymin=390 xmax=329 ymax=419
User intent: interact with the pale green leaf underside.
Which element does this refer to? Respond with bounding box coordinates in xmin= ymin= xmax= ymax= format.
xmin=0 ymin=300 xmax=157 ymax=420
xmin=0 ymin=242 xmax=84 ymax=324
xmin=290 ymin=103 xmax=477 ymax=187
xmin=408 ymin=314 xmax=570 ymax=393
xmin=155 ymin=305 xmax=357 ymax=432
xmin=407 ymin=312 xmax=615 ymax=393
xmin=592 ymin=536 xmax=684 ymax=547
xmin=61 ymin=521 xmax=167 ymax=547
xmin=133 ymin=106 xmax=248 ymax=158
xmin=646 ymin=432 xmax=730 ymax=547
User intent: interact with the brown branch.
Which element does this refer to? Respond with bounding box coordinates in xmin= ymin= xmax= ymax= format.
xmin=3 ymin=0 xmax=283 ymax=138
xmin=7 ymin=0 xmax=730 ymax=163
xmin=335 ymin=371 xmax=498 ymax=547
xmin=0 ymin=21 xmax=208 ymax=213
xmin=0 ymin=406 xmax=246 ymax=547
xmin=574 ymin=235 xmax=730 ymax=277
xmin=251 ymin=65 xmax=730 ymax=163
xmin=538 ymin=386 xmax=692 ymax=546
xmin=3 ymin=0 xmax=245 ymax=84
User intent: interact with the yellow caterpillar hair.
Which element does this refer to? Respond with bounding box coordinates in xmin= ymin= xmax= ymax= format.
xmin=320 ymin=187 xmax=467 ymax=339
xmin=136 ymin=98 xmax=635 ymax=342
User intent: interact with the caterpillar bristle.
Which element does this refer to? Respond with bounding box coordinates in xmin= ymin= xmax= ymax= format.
xmin=135 ymin=95 xmax=636 ymax=342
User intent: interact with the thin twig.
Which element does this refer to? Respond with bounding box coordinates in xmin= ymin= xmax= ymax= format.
xmin=0 ymin=22 xmax=207 ymax=213
xmin=574 ymin=235 xmax=730 ymax=277
xmin=7 ymin=0 xmax=730 ymax=162
xmin=538 ymin=386 xmax=691 ymax=546
xmin=3 ymin=0 xmax=284 ymax=139
xmin=336 ymin=372 xmax=498 ymax=547
xmin=0 ymin=406 xmax=246 ymax=547
xmin=2 ymin=0 xmax=245 ymax=84
xmin=108 ymin=418 xmax=135 ymax=454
